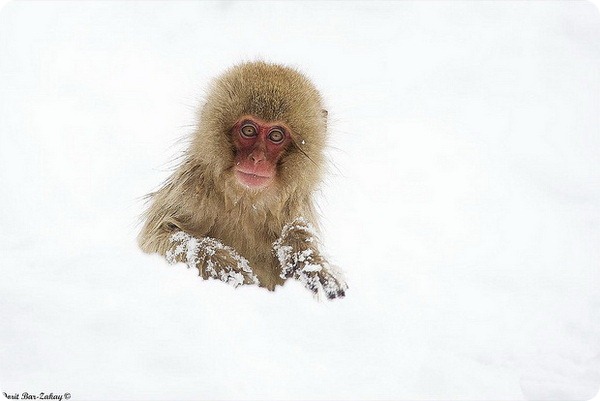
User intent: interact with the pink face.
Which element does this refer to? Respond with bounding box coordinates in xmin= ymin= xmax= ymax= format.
xmin=232 ymin=115 xmax=291 ymax=189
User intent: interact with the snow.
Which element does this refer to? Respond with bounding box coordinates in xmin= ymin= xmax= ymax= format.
xmin=1 ymin=1 xmax=599 ymax=400
xmin=166 ymin=231 xmax=200 ymax=266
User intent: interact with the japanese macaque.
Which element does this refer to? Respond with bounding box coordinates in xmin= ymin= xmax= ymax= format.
xmin=138 ymin=61 xmax=347 ymax=299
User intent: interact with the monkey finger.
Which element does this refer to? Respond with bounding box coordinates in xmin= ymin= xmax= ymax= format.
xmin=317 ymin=271 xmax=347 ymax=300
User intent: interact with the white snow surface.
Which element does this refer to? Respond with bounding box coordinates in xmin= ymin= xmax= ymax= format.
xmin=1 ymin=2 xmax=599 ymax=400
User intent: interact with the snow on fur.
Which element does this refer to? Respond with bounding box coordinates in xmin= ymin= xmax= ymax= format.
xmin=274 ymin=217 xmax=348 ymax=299
xmin=166 ymin=231 xmax=258 ymax=287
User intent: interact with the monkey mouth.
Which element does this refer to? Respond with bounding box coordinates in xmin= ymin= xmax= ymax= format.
xmin=234 ymin=169 xmax=273 ymax=189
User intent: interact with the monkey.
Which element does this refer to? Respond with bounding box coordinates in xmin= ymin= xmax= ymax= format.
xmin=137 ymin=61 xmax=347 ymax=299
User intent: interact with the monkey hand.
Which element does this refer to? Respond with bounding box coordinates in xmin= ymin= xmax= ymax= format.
xmin=273 ymin=218 xmax=348 ymax=300
xmin=166 ymin=231 xmax=259 ymax=288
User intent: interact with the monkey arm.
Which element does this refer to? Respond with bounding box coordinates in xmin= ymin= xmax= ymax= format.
xmin=138 ymin=175 xmax=259 ymax=288
xmin=166 ymin=231 xmax=259 ymax=288
xmin=273 ymin=217 xmax=348 ymax=299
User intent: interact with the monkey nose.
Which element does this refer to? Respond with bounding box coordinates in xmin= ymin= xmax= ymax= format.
xmin=250 ymin=152 xmax=266 ymax=164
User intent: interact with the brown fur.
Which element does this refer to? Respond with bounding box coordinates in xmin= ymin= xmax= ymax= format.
xmin=138 ymin=61 xmax=328 ymax=290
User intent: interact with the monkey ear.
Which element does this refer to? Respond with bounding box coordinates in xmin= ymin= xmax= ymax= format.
xmin=321 ymin=109 xmax=328 ymax=127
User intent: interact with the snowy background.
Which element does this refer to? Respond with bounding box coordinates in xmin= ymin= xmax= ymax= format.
xmin=1 ymin=1 xmax=599 ymax=400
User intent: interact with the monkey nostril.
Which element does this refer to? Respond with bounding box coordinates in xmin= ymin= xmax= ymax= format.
xmin=251 ymin=153 xmax=265 ymax=163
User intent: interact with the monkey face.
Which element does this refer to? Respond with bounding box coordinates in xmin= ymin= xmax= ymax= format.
xmin=231 ymin=115 xmax=291 ymax=190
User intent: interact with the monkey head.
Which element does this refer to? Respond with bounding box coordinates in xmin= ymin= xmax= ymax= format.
xmin=189 ymin=61 xmax=327 ymax=202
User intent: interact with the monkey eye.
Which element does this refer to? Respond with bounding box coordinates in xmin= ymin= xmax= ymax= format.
xmin=240 ymin=124 xmax=258 ymax=138
xmin=268 ymin=129 xmax=285 ymax=144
